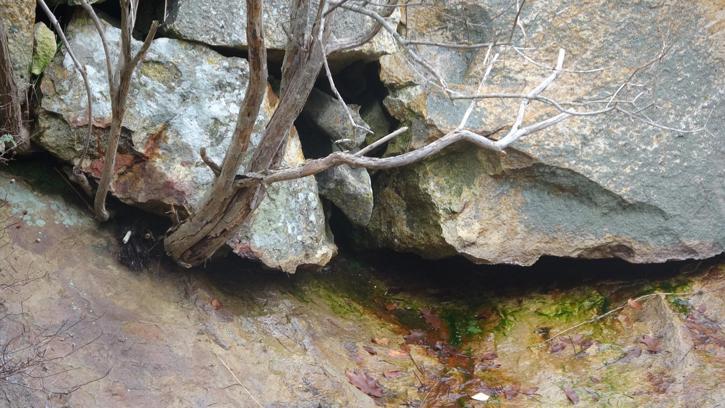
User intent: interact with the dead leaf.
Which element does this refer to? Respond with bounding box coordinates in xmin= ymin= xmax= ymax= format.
xmin=563 ymin=386 xmax=579 ymax=405
xmin=639 ymin=335 xmax=662 ymax=353
xmin=371 ymin=337 xmax=389 ymax=346
xmin=346 ymin=369 xmax=384 ymax=398
xmin=647 ymin=371 xmax=675 ymax=394
xmin=387 ymin=349 xmax=407 ymax=359
xmin=404 ymin=330 xmax=426 ymax=345
xmin=383 ymin=370 xmax=403 ymax=379
xmin=549 ymin=341 xmax=567 ymax=353
xmin=210 ymin=298 xmax=223 ymax=310
xmin=578 ymin=337 xmax=594 ymax=352
xmin=362 ymin=345 xmax=377 ymax=355
xmin=503 ymin=384 xmax=520 ymax=400
xmin=627 ymin=298 xmax=642 ymax=310
xmin=480 ymin=351 xmax=498 ymax=361
xmin=421 ymin=308 xmax=446 ymax=334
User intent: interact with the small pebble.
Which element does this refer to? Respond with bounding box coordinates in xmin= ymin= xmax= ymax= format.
xmin=35 ymin=238 xmax=41 ymax=243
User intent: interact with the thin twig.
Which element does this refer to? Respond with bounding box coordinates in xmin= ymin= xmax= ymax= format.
xmin=216 ymin=354 xmax=263 ymax=407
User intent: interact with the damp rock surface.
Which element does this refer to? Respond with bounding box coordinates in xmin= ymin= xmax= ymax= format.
xmin=2 ymin=167 xmax=723 ymax=406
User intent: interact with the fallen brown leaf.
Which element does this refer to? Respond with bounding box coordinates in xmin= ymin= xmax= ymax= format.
xmin=383 ymin=370 xmax=403 ymax=379
xmin=640 ymin=335 xmax=662 ymax=353
xmin=346 ymin=369 xmax=384 ymax=398
xmin=421 ymin=308 xmax=446 ymax=335
xmin=362 ymin=345 xmax=377 ymax=355
xmin=404 ymin=330 xmax=426 ymax=345
xmin=387 ymin=349 xmax=407 ymax=359
xmin=503 ymin=384 xmax=520 ymax=400
xmin=549 ymin=341 xmax=567 ymax=353
xmin=371 ymin=337 xmax=389 ymax=346
xmin=627 ymin=298 xmax=642 ymax=310
xmin=480 ymin=351 xmax=498 ymax=361
xmin=563 ymin=386 xmax=579 ymax=405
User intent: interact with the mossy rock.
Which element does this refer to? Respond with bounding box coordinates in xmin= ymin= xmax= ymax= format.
xmin=31 ymin=22 xmax=57 ymax=76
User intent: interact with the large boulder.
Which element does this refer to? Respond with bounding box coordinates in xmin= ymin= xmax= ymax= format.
xmin=362 ymin=0 xmax=724 ymax=264
xmin=164 ymin=0 xmax=399 ymax=63
xmin=36 ymin=13 xmax=336 ymax=272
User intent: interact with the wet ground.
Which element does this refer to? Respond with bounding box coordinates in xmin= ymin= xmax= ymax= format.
xmin=1 ymin=159 xmax=723 ymax=407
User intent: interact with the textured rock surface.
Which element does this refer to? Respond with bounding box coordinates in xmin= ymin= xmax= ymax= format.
xmin=302 ymin=89 xmax=374 ymax=225
xmin=35 ymin=14 xmax=335 ymax=272
xmin=0 ymin=170 xmax=386 ymax=407
xmin=317 ymin=164 xmax=374 ymax=226
xmin=364 ymin=0 xmax=725 ymax=264
xmin=165 ymin=0 xmax=399 ymax=62
xmin=303 ymin=89 xmax=369 ymax=149
xmin=31 ymin=22 xmax=57 ymax=76
xmin=0 ymin=0 xmax=35 ymax=96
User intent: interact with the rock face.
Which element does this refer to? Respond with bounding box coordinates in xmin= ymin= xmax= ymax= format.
xmin=302 ymin=89 xmax=374 ymax=225
xmin=164 ymin=0 xmax=399 ymax=62
xmin=3 ymin=167 xmax=724 ymax=406
xmin=36 ymin=13 xmax=336 ymax=272
xmin=0 ymin=0 xmax=35 ymax=96
xmin=363 ymin=0 xmax=725 ymax=265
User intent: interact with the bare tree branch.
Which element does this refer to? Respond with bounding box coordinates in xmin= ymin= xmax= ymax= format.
xmin=38 ymin=0 xmax=95 ymax=170
xmin=85 ymin=0 xmax=159 ymax=221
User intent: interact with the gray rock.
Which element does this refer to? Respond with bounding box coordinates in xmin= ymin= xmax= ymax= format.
xmin=317 ymin=164 xmax=374 ymax=226
xmin=0 ymin=0 xmax=35 ymax=96
xmin=164 ymin=0 xmax=399 ymax=62
xmin=364 ymin=0 xmax=725 ymax=264
xmin=302 ymin=88 xmax=369 ymax=149
xmin=301 ymin=89 xmax=374 ymax=225
xmin=361 ymin=100 xmax=393 ymax=148
xmin=36 ymin=13 xmax=336 ymax=272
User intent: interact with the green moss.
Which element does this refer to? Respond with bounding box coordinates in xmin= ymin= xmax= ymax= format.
xmin=493 ymin=305 xmax=520 ymax=334
xmin=535 ymin=290 xmax=606 ymax=321
xmin=31 ymin=23 xmax=57 ymax=76
xmin=441 ymin=308 xmax=484 ymax=346
xmin=668 ymin=296 xmax=692 ymax=315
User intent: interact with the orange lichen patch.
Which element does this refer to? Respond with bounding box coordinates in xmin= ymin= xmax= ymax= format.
xmin=85 ymin=153 xmax=136 ymax=178
xmin=142 ymin=124 xmax=168 ymax=159
xmin=112 ymin=161 xmax=188 ymax=208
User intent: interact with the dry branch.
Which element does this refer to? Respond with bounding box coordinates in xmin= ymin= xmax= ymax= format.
xmin=83 ymin=0 xmax=159 ymax=221
xmin=0 ymin=19 xmax=27 ymax=156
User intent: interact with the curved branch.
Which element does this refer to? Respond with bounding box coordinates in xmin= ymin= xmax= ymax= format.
xmin=38 ymin=0 xmax=94 ymax=161
xmin=326 ymin=0 xmax=396 ymax=54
